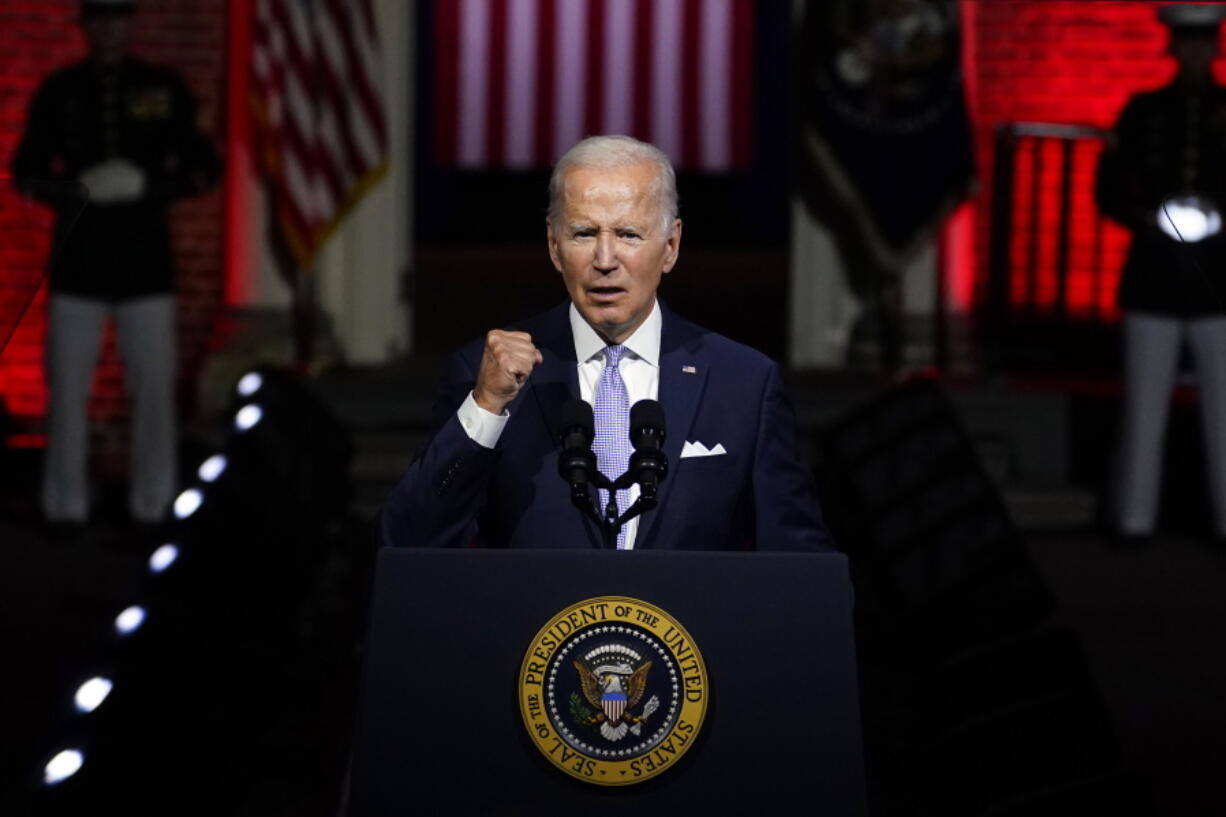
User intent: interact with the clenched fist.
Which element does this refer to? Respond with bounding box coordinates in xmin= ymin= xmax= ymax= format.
xmin=473 ymin=330 xmax=543 ymax=414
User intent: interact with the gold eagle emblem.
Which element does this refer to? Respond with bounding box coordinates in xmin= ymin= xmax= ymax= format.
xmin=574 ymin=659 xmax=652 ymax=724
xmin=573 ymin=658 xmax=658 ymax=741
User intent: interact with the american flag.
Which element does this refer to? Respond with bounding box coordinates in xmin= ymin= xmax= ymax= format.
xmin=250 ymin=0 xmax=389 ymax=266
xmin=433 ymin=0 xmax=755 ymax=170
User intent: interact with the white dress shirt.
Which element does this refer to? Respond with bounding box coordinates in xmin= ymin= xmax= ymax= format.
xmin=455 ymin=300 xmax=662 ymax=549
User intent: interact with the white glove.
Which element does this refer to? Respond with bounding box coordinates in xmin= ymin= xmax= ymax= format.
xmin=1157 ymin=195 xmax=1222 ymax=243
xmin=78 ymin=159 xmax=147 ymax=204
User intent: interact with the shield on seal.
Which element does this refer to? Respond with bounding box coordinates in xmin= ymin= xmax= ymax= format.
xmin=601 ymin=691 xmax=627 ymax=723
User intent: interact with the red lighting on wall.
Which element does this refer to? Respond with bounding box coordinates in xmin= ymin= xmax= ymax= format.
xmin=0 ymin=1 xmax=225 ymax=443
xmin=0 ymin=2 xmax=85 ymax=423
xmin=960 ymin=0 xmax=1213 ymax=321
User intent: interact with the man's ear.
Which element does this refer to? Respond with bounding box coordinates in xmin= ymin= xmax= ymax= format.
xmin=546 ymin=217 xmax=563 ymax=273
xmin=662 ymin=218 xmax=682 ymax=274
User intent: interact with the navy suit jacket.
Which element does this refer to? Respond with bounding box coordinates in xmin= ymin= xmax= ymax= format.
xmin=379 ymin=302 xmax=834 ymax=551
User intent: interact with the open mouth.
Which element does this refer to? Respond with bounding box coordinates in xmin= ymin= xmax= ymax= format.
xmin=588 ymin=287 xmax=625 ymax=302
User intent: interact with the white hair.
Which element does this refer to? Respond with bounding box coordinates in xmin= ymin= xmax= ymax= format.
xmin=547 ymin=135 xmax=679 ymax=230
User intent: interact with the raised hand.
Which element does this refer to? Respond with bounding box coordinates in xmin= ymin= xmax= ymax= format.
xmin=472 ymin=329 xmax=543 ymax=414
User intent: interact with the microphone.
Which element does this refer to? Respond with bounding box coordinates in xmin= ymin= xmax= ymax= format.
xmin=628 ymin=400 xmax=668 ymax=498
xmin=557 ymin=399 xmax=597 ymax=491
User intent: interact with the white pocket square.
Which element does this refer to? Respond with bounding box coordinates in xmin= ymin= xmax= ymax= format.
xmin=680 ymin=441 xmax=727 ymax=458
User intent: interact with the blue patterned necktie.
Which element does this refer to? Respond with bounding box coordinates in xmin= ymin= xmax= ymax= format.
xmin=592 ymin=344 xmax=631 ymax=549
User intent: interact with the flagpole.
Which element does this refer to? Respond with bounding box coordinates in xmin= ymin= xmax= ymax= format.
xmin=251 ymin=0 xmax=389 ymax=376
xmin=293 ymin=261 xmax=316 ymax=374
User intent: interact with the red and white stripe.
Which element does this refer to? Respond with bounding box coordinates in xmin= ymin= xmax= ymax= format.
xmin=434 ymin=0 xmax=754 ymax=170
xmin=602 ymin=696 xmax=627 ymax=723
xmin=251 ymin=0 xmax=388 ymax=265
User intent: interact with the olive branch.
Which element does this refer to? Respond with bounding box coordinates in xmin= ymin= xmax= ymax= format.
xmin=569 ymin=692 xmax=598 ymax=727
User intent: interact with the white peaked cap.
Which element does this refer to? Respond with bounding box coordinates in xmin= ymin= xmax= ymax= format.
xmin=1159 ymin=3 xmax=1226 ymax=30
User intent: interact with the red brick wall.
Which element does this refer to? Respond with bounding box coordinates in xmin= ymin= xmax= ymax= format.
xmin=0 ymin=0 xmax=225 ymax=452
xmin=964 ymin=0 xmax=1218 ymax=319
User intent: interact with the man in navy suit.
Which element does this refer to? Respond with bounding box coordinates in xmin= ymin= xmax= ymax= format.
xmin=381 ymin=135 xmax=833 ymax=552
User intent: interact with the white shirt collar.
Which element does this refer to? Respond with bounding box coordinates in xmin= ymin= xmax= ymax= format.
xmin=569 ymin=299 xmax=661 ymax=368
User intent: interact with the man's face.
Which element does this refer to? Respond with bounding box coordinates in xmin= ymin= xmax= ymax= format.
xmin=1171 ymin=32 xmax=1219 ymax=81
xmin=82 ymin=13 xmax=134 ymax=64
xmin=547 ymin=161 xmax=681 ymax=345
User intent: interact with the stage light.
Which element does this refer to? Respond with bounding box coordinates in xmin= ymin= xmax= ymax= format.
xmin=148 ymin=544 xmax=179 ymax=574
xmin=197 ymin=454 xmax=227 ymax=483
xmin=73 ymin=677 xmax=113 ymax=714
xmin=114 ymin=605 xmax=147 ymax=636
xmin=234 ymin=404 xmax=264 ymax=432
xmin=227 ymin=368 xmax=352 ymax=467
xmin=43 ymin=748 xmax=84 ymax=786
xmin=237 ymin=372 xmax=264 ymax=397
xmin=214 ymin=366 xmax=355 ymax=529
xmin=174 ymin=488 xmax=203 ymax=519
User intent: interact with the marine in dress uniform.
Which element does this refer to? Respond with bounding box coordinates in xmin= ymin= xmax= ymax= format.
xmin=1095 ymin=4 xmax=1226 ymax=541
xmin=10 ymin=0 xmax=220 ymax=527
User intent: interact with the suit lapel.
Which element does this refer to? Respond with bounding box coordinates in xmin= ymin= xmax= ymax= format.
xmin=639 ymin=304 xmax=707 ymax=547
xmin=524 ymin=303 xmax=580 ymax=446
xmin=518 ymin=303 xmax=603 ymax=548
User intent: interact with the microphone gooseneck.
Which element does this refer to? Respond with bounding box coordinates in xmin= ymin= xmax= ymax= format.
xmin=556 ymin=398 xmax=669 ymax=548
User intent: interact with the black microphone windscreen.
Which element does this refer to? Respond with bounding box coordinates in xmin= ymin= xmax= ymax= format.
xmin=561 ymin=399 xmax=594 ymax=437
xmin=630 ymin=399 xmax=665 ymax=436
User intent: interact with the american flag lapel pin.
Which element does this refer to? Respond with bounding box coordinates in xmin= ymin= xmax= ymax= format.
xmin=681 ymin=365 xmax=697 ymax=374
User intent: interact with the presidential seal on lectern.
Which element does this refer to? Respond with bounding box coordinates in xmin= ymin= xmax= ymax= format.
xmin=519 ymin=596 xmax=708 ymax=786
